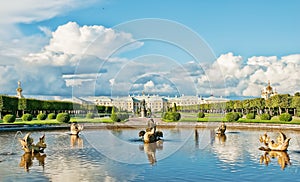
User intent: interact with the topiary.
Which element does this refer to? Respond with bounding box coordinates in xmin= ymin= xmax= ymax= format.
xmin=198 ymin=112 xmax=205 ymax=118
xmin=3 ymin=114 xmax=16 ymax=123
xmin=279 ymin=113 xmax=292 ymax=122
xmin=163 ymin=112 xmax=181 ymax=121
xmin=37 ymin=113 xmax=47 ymax=120
xmin=246 ymin=113 xmax=255 ymax=119
xmin=56 ymin=113 xmax=70 ymax=123
xmin=110 ymin=113 xmax=119 ymax=122
xmin=22 ymin=113 xmax=33 ymax=121
xmin=226 ymin=112 xmax=240 ymax=122
xmin=86 ymin=113 xmax=95 ymax=119
xmin=260 ymin=113 xmax=271 ymax=120
xmin=48 ymin=113 xmax=56 ymax=120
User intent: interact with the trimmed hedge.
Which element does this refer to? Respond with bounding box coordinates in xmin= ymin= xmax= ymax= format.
xmin=110 ymin=113 xmax=129 ymax=122
xmin=37 ymin=113 xmax=47 ymax=120
xmin=22 ymin=113 xmax=33 ymax=121
xmin=56 ymin=113 xmax=70 ymax=123
xmin=163 ymin=112 xmax=181 ymax=121
xmin=48 ymin=113 xmax=56 ymax=120
xmin=3 ymin=114 xmax=16 ymax=123
xmin=86 ymin=113 xmax=95 ymax=119
xmin=246 ymin=113 xmax=255 ymax=119
xmin=279 ymin=113 xmax=292 ymax=122
xmin=198 ymin=112 xmax=205 ymax=118
xmin=226 ymin=112 xmax=240 ymax=122
xmin=260 ymin=113 xmax=271 ymax=120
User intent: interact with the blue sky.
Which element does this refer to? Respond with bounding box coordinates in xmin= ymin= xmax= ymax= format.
xmin=0 ymin=0 xmax=299 ymax=98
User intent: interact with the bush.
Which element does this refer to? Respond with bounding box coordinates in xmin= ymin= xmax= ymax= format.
xmin=37 ymin=113 xmax=47 ymax=120
xmin=279 ymin=113 xmax=292 ymax=122
xmin=198 ymin=112 xmax=205 ymax=118
xmin=86 ymin=113 xmax=95 ymax=119
xmin=3 ymin=114 xmax=16 ymax=123
xmin=163 ymin=112 xmax=181 ymax=121
xmin=260 ymin=113 xmax=271 ymax=120
xmin=48 ymin=113 xmax=56 ymax=120
xmin=110 ymin=113 xmax=129 ymax=122
xmin=226 ymin=112 xmax=240 ymax=122
xmin=56 ymin=113 xmax=70 ymax=123
xmin=22 ymin=113 xmax=33 ymax=121
xmin=246 ymin=113 xmax=255 ymax=119
xmin=110 ymin=113 xmax=119 ymax=122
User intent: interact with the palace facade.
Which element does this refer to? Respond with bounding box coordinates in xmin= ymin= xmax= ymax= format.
xmin=90 ymin=94 xmax=228 ymax=113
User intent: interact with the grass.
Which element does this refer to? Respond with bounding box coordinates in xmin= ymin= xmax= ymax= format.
xmin=1 ymin=113 xmax=299 ymax=125
xmin=178 ymin=112 xmax=300 ymax=125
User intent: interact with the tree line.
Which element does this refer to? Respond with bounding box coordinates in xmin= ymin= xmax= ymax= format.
xmin=180 ymin=93 xmax=300 ymax=117
xmin=0 ymin=95 xmax=112 ymax=119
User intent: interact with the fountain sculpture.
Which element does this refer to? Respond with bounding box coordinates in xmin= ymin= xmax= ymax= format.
xmin=259 ymin=132 xmax=291 ymax=151
xmin=70 ymin=122 xmax=84 ymax=135
xmin=18 ymin=133 xmax=47 ymax=153
xmin=215 ymin=122 xmax=226 ymax=135
xmin=139 ymin=119 xmax=163 ymax=143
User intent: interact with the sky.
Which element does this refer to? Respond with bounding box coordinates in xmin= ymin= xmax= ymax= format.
xmin=0 ymin=0 xmax=299 ymax=99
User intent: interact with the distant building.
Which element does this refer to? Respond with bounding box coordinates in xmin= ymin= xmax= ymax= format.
xmin=90 ymin=93 xmax=228 ymax=113
xmin=261 ymin=81 xmax=277 ymax=100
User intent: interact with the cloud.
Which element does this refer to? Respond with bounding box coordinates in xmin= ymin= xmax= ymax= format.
xmin=204 ymin=52 xmax=300 ymax=97
xmin=0 ymin=0 xmax=98 ymax=24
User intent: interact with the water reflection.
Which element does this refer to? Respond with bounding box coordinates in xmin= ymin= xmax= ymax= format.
xmin=215 ymin=134 xmax=227 ymax=145
xmin=19 ymin=153 xmax=46 ymax=172
xmin=70 ymin=135 xmax=83 ymax=148
xmin=260 ymin=151 xmax=291 ymax=170
xmin=139 ymin=141 xmax=163 ymax=165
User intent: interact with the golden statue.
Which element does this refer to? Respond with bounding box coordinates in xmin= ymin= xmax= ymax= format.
xmin=138 ymin=119 xmax=163 ymax=143
xmin=18 ymin=133 xmax=47 ymax=153
xmin=259 ymin=132 xmax=291 ymax=151
xmin=70 ymin=122 xmax=84 ymax=135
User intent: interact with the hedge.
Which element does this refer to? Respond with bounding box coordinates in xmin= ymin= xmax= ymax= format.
xmin=47 ymin=113 xmax=56 ymax=120
xmin=56 ymin=113 xmax=70 ymax=123
xmin=3 ymin=114 xmax=16 ymax=123
xmin=86 ymin=113 xmax=95 ymax=119
xmin=246 ymin=113 xmax=255 ymax=119
xmin=226 ymin=112 xmax=240 ymax=122
xmin=260 ymin=113 xmax=271 ymax=120
xmin=110 ymin=113 xmax=129 ymax=122
xmin=198 ymin=112 xmax=205 ymax=118
xmin=163 ymin=112 xmax=181 ymax=121
xmin=279 ymin=113 xmax=292 ymax=122
xmin=22 ymin=113 xmax=33 ymax=121
xmin=37 ymin=113 xmax=47 ymax=120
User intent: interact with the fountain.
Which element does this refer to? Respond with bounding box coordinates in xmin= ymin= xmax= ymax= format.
xmin=70 ymin=122 xmax=84 ymax=135
xmin=215 ymin=122 xmax=226 ymax=135
xmin=18 ymin=133 xmax=47 ymax=153
xmin=138 ymin=118 xmax=163 ymax=143
xmin=259 ymin=132 xmax=291 ymax=151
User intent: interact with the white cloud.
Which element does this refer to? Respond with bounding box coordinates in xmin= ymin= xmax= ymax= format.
xmin=0 ymin=0 xmax=98 ymax=24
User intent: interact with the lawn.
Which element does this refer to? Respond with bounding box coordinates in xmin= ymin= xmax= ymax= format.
xmin=178 ymin=112 xmax=300 ymax=125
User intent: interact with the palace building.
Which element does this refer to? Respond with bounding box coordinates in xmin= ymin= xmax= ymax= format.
xmin=92 ymin=93 xmax=228 ymax=113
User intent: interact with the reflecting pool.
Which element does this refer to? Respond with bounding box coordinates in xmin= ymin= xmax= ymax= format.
xmin=1 ymin=127 xmax=300 ymax=181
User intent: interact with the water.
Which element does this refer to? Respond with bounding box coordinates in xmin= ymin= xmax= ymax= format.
xmin=1 ymin=128 xmax=300 ymax=181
